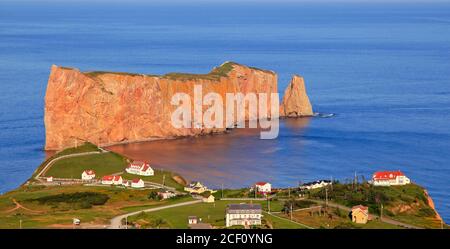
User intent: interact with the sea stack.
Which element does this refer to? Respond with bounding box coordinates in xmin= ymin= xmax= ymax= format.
xmin=44 ymin=62 xmax=313 ymax=150
xmin=280 ymin=75 xmax=313 ymax=117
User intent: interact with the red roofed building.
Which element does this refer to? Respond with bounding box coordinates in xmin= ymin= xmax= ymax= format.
xmin=126 ymin=161 xmax=154 ymax=176
xmin=372 ymin=171 xmax=410 ymax=186
xmin=254 ymin=182 xmax=272 ymax=194
xmin=81 ymin=170 xmax=96 ymax=180
xmin=131 ymin=178 xmax=144 ymax=188
xmin=101 ymin=175 xmax=123 ymax=185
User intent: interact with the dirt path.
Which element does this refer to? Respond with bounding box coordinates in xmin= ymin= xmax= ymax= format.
xmin=3 ymin=199 xmax=44 ymax=214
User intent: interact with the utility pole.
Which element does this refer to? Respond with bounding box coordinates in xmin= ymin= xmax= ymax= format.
xmin=380 ymin=203 xmax=383 ymax=220
xmin=325 ymin=188 xmax=328 ymax=207
xmin=221 ymin=183 xmax=224 ymax=199
xmin=330 ymin=176 xmax=333 ymax=191
xmin=19 ymin=219 xmax=22 ymax=229
xmin=162 ymin=174 xmax=165 ymax=187
xmin=267 ymin=197 xmax=271 ymax=213
xmin=290 ymin=203 xmax=293 ymax=220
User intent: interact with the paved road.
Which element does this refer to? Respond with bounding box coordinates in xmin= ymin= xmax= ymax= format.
xmin=35 ymin=151 xmax=105 ymax=179
xmin=308 ymin=199 xmax=422 ymax=229
xmin=109 ymin=200 xmax=202 ymax=229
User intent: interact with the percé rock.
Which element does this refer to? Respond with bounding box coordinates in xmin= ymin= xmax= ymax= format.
xmin=280 ymin=75 xmax=313 ymax=117
xmin=44 ymin=62 xmax=312 ymax=150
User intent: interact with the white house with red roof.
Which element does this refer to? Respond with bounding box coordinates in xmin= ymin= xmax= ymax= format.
xmin=371 ymin=171 xmax=411 ymax=186
xmin=101 ymin=175 xmax=123 ymax=185
xmin=254 ymin=182 xmax=272 ymax=194
xmin=131 ymin=178 xmax=145 ymax=188
xmin=81 ymin=170 xmax=96 ymax=180
xmin=125 ymin=161 xmax=154 ymax=176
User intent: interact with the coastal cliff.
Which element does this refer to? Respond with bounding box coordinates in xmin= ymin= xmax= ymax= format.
xmin=44 ymin=62 xmax=312 ymax=150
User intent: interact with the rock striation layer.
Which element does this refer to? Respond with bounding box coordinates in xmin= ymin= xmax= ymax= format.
xmin=44 ymin=62 xmax=312 ymax=150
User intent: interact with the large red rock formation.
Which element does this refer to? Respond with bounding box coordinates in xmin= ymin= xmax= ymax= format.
xmin=44 ymin=62 xmax=312 ymax=150
xmin=280 ymin=75 xmax=313 ymax=117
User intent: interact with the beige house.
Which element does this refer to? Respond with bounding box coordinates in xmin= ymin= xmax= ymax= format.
xmin=351 ymin=205 xmax=369 ymax=224
xmin=202 ymin=194 xmax=215 ymax=203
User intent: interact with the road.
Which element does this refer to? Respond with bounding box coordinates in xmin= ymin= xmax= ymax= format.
xmin=35 ymin=150 xmax=105 ymax=179
xmin=309 ymin=199 xmax=422 ymax=229
xmin=109 ymin=200 xmax=202 ymax=229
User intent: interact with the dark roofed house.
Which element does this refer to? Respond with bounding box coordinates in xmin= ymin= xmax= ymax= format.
xmin=225 ymin=204 xmax=262 ymax=227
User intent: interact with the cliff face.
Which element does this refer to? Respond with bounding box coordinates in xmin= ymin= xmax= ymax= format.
xmin=280 ymin=75 xmax=313 ymax=117
xmin=44 ymin=62 xmax=312 ymax=150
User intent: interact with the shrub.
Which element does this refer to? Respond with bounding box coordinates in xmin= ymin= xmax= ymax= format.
xmin=31 ymin=192 xmax=109 ymax=209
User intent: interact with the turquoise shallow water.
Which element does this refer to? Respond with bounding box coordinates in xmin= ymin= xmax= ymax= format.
xmin=0 ymin=2 xmax=449 ymax=221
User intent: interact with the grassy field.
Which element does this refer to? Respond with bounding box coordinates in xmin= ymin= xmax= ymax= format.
xmin=278 ymin=207 xmax=402 ymax=229
xmin=32 ymin=142 xmax=102 ymax=178
xmin=127 ymin=199 xmax=304 ymax=229
xmin=0 ymin=184 xmax=193 ymax=228
xmin=308 ymin=182 xmax=443 ymax=228
xmin=44 ymin=152 xmax=127 ymax=178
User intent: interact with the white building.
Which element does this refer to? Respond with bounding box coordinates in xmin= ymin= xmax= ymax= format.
xmin=131 ymin=178 xmax=145 ymax=188
xmin=46 ymin=176 xmax=53 ymax=182
xmin=188 ymin=216 xmax=199 ymax=225
xmin=125 ymin=161 xmax=154 ymax=176
xmin=158 ymin=191 xmax=176 ymax=200
xmin=101 ymin=175 xmax=123 ymax=185
xmin=225 ymin=204 xmax=262 ymax=227
xmin=254 ymin=182 xmax=272 ymax=194
xmin=371 ymin=171 xmax=411 ymax=186
xmin=299 ymin=180 xmax=332 ymax=190
xmin=81 ymin=170 xmax=96 ymax=180
xmin=184 ymin=181 xmax=215 ymax=194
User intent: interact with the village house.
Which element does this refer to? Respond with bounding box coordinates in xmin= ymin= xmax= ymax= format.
xmin=122 ymin=180 xmax=130 ymax=187
xmin=125 ymin=161 xmax=154 ymax=176
xmin=225 ymin=204 xmax=262 ymax=227
xmin=351 ymin=205 xmax=369 ymax=224
xmin=371 ymin=171 xmax=411 ymax=186
xmin=131 ymin=178 xmax=145 ymax=188
xmin=188 ymin=216 xmax=199 ymax=225
xmin=46 ymin=176 xmax=53 ymax=182
xmin=81 ymin=170 xmax=95 ymax=180
xmin=184 ymin=181 xmax=215 ymax=194
xmin=158 ymin=191 xmax=176 ymax=200
xmin=202 ymin=193 xmax=215 ymax=203
xmin=253 ymin=182 xmax=272 ymax=194
xmin=299 ymin=180 xmax=332 ymax=190
xmin=101 ymin=175 xmax=123 ymax=185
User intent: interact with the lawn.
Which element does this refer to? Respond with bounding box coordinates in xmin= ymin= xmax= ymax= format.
xmin=278 ymin=207 xmax=402 ymax=229
xmin=127 ymin=199 xmax=301 ymax=229
xmin=44 ymin=152 xmax=127 ymax=178
xmin=0 ymin=184 xmax=177 ymax=228
xmin=308 ymin=182 xmax=442 ymax=228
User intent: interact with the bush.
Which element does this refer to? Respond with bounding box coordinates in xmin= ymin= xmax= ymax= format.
xmin=417 ymin=207 xmax=436 ymax=217
xmin=31 ymin=192 xmax=109 ymax=209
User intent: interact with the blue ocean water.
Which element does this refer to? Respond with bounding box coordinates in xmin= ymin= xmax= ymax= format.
xmin=0 ymin=2 xmax=449 ymax=222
